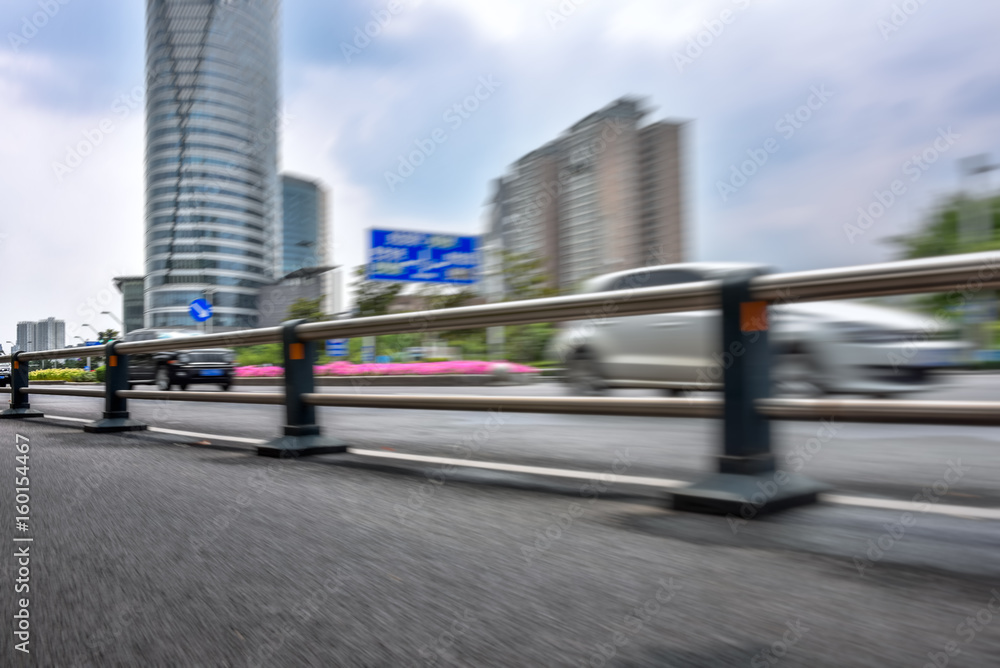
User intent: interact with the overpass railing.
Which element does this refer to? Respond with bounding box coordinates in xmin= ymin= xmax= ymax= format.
xmin=4 ymin=250 xmax=1000 ymax=515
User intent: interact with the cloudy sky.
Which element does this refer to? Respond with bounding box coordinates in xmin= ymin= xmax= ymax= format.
xmin=1 ymin=0 xmax=999 ymax=346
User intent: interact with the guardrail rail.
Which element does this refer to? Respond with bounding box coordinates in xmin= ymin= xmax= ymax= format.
xmin=5 ymin=250 xmax=1000 ymax=516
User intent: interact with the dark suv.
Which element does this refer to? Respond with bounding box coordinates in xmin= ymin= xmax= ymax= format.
xmin=123 ymin=329 xmax=236 ymax=391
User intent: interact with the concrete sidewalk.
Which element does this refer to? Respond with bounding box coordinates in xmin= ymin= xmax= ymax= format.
xmin=1 ymin=418 xmax=999 ymax=666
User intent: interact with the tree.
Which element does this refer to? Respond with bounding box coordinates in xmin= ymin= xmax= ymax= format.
xmin=501 ymin=251 xmax=557 ymax=301
xmin=499 ymin=252 xmax=558 ymax=363
xmin=888 ymin=193 xmax=1000 ymax=320
xmin=287 ymin=296 xmax=326 ymax=322
xmin=98 ymin=328 xmax=120 ymax=343
xmin=352 ymin=265 xmax=404 ymax=317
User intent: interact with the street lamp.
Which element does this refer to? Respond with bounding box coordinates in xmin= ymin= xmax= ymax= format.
xmin=101 ymin=311 xmax=124 ymax=328
xmin=74 ymin=336 xmax=91 ymax=371
xmin=81 ymin=323 xmax=100 ymax=339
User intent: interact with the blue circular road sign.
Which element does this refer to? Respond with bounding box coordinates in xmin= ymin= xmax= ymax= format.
xmin=189 ymin=298 xmax=213 ymax=322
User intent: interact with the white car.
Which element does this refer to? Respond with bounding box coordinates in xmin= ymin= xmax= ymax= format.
xmin=550 ymin=263 xmax=967 ymax=397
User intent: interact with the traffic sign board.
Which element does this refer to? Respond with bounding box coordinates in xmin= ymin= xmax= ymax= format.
xmin=368 ymin=229 xmax=478 ymax=284
xmin=189 ymin=298 xmax=213 ymax=322
xmin=361 ymin=337 xmax=375 ymax=363
xmin=326 ymin=339 xmax=348 ymax=357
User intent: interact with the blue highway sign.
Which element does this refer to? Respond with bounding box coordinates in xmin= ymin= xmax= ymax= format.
xmin=368 ymin=229 xmax=478 ymax=284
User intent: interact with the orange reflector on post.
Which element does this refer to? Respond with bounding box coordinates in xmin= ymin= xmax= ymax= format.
xmin=13 ymin=361 xmax=19 ymax=369
xmin=290 ymin=343 xmax=305 ymax=360
xmin=110 ymin=356 xmax=118 ymax=367
xmin=740 ymin=301 xmax=768 ymax=332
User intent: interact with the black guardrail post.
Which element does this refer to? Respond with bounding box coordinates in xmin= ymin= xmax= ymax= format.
xmin=672 ymin=271 xmax=826 ymax=516
xmin=0 ymin=352 xmax=44 ymax=419
xmin=257 ymin=319 xmax=349 ymax=458
xmin=84 ymin=342 xmax=148 ymax=433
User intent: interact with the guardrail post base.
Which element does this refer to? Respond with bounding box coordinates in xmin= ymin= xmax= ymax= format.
xmin=671 ymin=272 xmax=826 ymax=516
xmin=84 ymin=343 xmax=147 ymax=433
xmin=257 ymin=320 xmax=349 ymax=458
xmin=0 ymin=353 xmax=43 ymax=419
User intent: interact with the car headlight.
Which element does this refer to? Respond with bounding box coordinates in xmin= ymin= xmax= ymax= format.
xmin=224 ymin=351 xmax=235 ymax=364
xmin=176 ymin=353 xmax=192 ymax=363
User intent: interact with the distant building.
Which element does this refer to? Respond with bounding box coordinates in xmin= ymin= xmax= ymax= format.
xmin=256 ymin=266 xmax=341 ymax=328
xmin=17 ymin=318 xmax=65 ymax=352
xmin=487 ymin=97 xmax=686 ymax=292
xmin=281 ymin=174 xmax=329 ymax=275
xmin=16 ymin=321 xmax=35 ymax=353
xmin=114 ymin=276 xmax=145 ymax=334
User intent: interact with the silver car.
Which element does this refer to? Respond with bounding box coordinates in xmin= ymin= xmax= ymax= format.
xmin=551 ymin=262 xmax=967 ymax=397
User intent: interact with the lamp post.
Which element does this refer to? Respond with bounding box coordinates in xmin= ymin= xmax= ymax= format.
xmin=101 ymin=311 xmax=124 ymax=329
xmin=75 ymin=335 xmax=91 ymax=371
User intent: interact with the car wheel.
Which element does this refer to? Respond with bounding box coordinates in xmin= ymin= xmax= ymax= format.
xmin=773 ymin=349 xmax=824 ymax=396
xmin=155 ymin=366 xmax=172 ymax=391
xmin=566 ymin=352 xmax=607 ymax=396
xmin=220 ymin=384 xmax=231 ymax=391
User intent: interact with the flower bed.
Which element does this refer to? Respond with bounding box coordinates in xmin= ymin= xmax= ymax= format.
xmin=234 ymin=360 xmax=537 ymax=378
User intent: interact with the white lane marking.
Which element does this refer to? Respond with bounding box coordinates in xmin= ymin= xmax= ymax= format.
xmin=348 ymin=448 xmax=688 ymax=488
xmin=821 ymin=494 xmax=1000 ymax=520
xmin=42 ymin=415 xmax=1000 ymax=520
xmin=149 ymin=426 xmax=267 ymax=445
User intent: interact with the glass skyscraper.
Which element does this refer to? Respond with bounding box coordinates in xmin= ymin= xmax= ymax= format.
xmin=281 ymin=174 xmax=328 ymax=275
xmin=144 ymin=0 xmax=281 ymax=330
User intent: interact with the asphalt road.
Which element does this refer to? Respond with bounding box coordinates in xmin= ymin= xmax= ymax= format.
xmin=0 ymin=375 xmax=998 ymax=665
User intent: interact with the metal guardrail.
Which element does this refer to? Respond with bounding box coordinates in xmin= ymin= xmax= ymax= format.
xmin=5 ymin=250 xmax=1000 ymax=515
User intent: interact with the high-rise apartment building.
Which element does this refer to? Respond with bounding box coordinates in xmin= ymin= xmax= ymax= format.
xmin=144 ymin=0 xmax=281 ymax=330
xmin=17 ymin=318 xmax=65 ymax=352
xmin=488 ymin=98 xmax=686 ymax=292
xmin=16 ymin=321 xmax=35 ymax=353
xmin=281 ymin=174 xmax=329 ymax=275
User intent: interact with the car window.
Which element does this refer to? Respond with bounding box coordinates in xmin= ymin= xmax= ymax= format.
xmin=607 ymin=269 xmax=704 ymax=292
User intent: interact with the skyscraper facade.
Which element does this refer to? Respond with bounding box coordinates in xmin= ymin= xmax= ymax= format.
xmin=488 ymin=98 xmax=686 ymax=293
xmin=144 ymin=0 xmax=281 ymax=330
xmin=281 ymin=174 xmax=328 ymax=275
